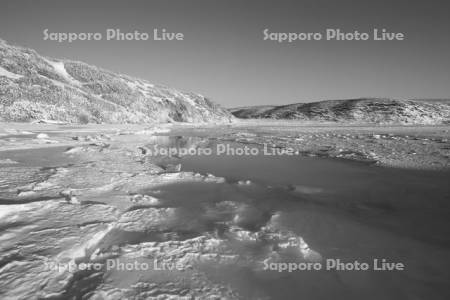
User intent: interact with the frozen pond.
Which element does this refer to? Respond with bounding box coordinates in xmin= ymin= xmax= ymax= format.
xmin=1 ymin=134 xmax=449 ymax=299
xmin=148 ymin=136 xmax=450 ymax=299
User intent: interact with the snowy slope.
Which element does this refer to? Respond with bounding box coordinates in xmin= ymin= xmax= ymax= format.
xmin=0 ymin=38 xmax=233 ymax=123
xmin=231 ymin=98 xmax=450 ymax=125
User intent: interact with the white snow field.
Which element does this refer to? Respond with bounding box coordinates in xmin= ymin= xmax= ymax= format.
xmin=0 ymin=121 xmax=449 ymax=299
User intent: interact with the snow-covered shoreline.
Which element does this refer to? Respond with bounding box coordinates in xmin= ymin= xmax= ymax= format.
xmin=1 ymin=121 xmax=449 ymax=170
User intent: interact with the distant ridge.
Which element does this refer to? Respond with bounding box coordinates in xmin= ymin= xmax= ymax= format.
xmin=230 ymin=98 xmax=450 ymax=125
xmin=0 ymin=38 xmax=233 ymax=123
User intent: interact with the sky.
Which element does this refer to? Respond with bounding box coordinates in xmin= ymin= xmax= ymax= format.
xmin=1 ymin=0 xmax=449 ymax=107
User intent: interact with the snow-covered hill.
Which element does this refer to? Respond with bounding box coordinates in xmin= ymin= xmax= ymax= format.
xmin=0 ymin=39 xmax=233 ymax=123
xmin=231 ymin=98 xmax=450 ymax=125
